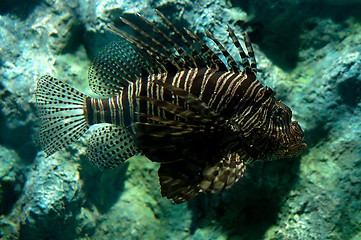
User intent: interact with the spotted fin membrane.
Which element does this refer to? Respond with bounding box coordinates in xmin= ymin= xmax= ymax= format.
xmin=87 ymin=125 xmax=138 ymax=170
xmin=35 ymin=75 xmax=89 ymax=156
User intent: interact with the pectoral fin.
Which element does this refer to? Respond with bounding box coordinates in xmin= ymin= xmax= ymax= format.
xmin=158 ymin=152 xmax=246 ymax=204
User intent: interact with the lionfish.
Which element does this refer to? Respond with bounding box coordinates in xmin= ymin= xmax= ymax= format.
xmin=36 ymin=10 xmax=307 ymax=204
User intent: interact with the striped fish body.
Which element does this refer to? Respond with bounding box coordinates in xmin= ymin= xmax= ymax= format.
xmin=86 ymin=68 xmax=257 ymax=127
xmin=36 ymin=11 xmax=307 ymax=204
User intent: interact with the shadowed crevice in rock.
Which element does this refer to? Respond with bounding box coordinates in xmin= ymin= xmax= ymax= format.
xmin=188 ymin=157 xmax=301 ymax=239
xmin=0 ymin=88 xmax=37 ymax=163
xmin=0 ymin=0 xmax=41 ymax=19
xmin=232 ymin=0 xmax=361 ymax=70
xmin=78 ymin=159 xmax=129 ymax=214
xmin=303 ymin=121 xmax=332 ymax=149
xmin=337 ymin=76 xmax=361 ymax=107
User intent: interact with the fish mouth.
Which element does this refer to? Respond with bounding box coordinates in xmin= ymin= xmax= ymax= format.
xmin=282 ymin=121 xmax=307 ymax=157
xmin=282 ymin=141 xmax=307 ymax=157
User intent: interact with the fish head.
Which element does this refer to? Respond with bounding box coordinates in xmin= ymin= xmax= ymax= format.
xmin=238 ymin=99 xmax=307 ymax=161
xmin=261 ymin=99 xmax=307 ymax=160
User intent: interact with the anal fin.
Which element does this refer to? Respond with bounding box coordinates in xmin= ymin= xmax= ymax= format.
xmin=87 ymin=125 xmax=139 ymax=170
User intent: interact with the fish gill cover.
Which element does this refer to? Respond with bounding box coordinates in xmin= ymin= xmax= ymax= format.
xmin=0 ymin=0 xmax=360 ymax=239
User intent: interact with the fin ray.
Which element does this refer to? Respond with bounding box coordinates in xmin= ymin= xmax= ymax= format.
xmin=158 ymin=152 xmax=246 ymax=204
xmin=36 ymin=75 xmax=89 ymax=156
xmin=87 ymin=125 xmax=138 ymax=170
xmin=205 ymin=30 xmax=239 ymax=72
xmin=88 ymin=41 xmax=149 ymax=96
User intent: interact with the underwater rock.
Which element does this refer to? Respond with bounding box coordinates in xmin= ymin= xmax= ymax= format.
xmin=0 ymin=0 xmax=90 ymax=160
xmin=266 ymin=125 xmax=361 ymax=240
xmin=292 ymin=24 xmax=361 ymax=137
xmin=0 ymin=88 xmax=37 ymax=162
xmin=0 ymin=146 xmax=24 ymax=216
xmin=0 ymin=0 xmax=82 ymax=95
xmin=87 ymin=156 xmax=193 ymax=239
xmin=261 ymin=18 xmax=361 ymax=240
xmin=26 ymin=0 xmax=84 ymax=55
xmin=19 ymin=153 xmax=83 ymax=240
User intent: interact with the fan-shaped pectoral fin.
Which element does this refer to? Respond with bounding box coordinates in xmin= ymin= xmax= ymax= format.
xmin=158 ymin=160 xmax=203 ymax=204
xmin=158 ymin=152 xmax=246 ymax=204
xmin=198 ymin=152 xmax=246 ymax=193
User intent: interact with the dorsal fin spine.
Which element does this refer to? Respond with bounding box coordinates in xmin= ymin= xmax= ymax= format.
xmin=136 ymin=13 xmax=190 ymax=68
xmin=184 ymin=29 xmax=223 ymax=70
xmin=107 ymin=24 xmax=168 ymax=73
xmin=226 ymin=25 xmax=251 ymax=71
xmin=244 ymin=33 xmax=257 ymax=72
xmin=154 ymin=10 xmax=199 ymax=68
xmin=119 ymin=17 xmax=182 ymax=71
xmin=155 ymin=10 xmax=195 ymax=52
xmin=205 ymin=30 xmax=239 ymax=72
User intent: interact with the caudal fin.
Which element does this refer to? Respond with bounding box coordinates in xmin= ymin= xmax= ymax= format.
xmin=35 ymin=75 xmax=89 ymax=156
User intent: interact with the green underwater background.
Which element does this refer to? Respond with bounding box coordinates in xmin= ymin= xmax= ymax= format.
xmin=1 ymin=0 xmax=361 ymax=239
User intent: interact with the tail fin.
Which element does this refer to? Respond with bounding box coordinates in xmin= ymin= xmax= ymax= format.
xmin=35 ymin=75 xmax=89 ymax=156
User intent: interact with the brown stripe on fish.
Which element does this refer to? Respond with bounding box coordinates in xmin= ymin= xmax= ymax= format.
xmin=224 ymin=73 xmax=249 ymax=111
xmin=185 ymin=68 xmax=199 ymax=93
xmin=196 ymin=68 xmax=218 ymax=102
xmin=237 ymin=90 xmax=273 ymax=137
xmin=98 ymin=98 xmax=106 ymax=123
xmin=163 ymin=72 xmax=185 ymax=111
xmin=137 ymin=76 xmax=149 ymax=123
xmin=178 ymin=68 xmax=193 ymax=91
xmin=91 ymin=98 xmax=99 ymax=124
xmin=85 ymin=97 xmax=93 ymax=125
xmin=208 ymin=71 xmax=237 ymax=108
xmin=147 ymin=75 xmax=156 ymax=119
xmin=84 ymin=96 xmax=124 ymax=125
xmin=216 ymin=72 xmax=247 ymax=114
xmin=119 ymin=84 xmax=131 ymax=126
xmin=233 ymin=75 xmax=261 ymax=113
xmin=108 ymin=96 xmax=122 ymax=125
